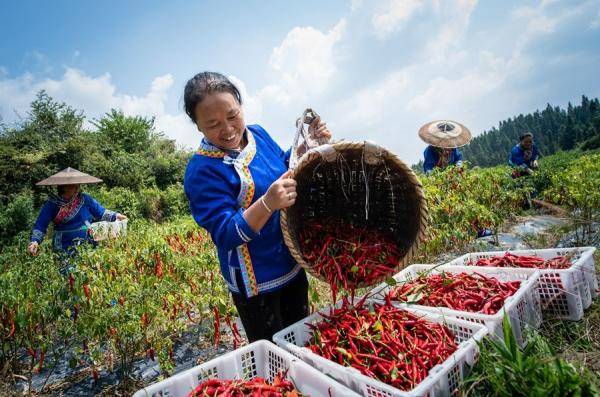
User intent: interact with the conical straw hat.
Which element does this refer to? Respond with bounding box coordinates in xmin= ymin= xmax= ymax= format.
xmin=418 ymin=120 xmax=472 ymax=148
xmin=36 ymin=167 xmax=103 ymax=186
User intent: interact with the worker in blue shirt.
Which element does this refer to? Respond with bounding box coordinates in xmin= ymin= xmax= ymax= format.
xmin=509 ymin=132 xmax=540 ymax=177
xmin=423 ymin=146 xmax=463 ymax=174
xmin=418 ymin=120 xmax=471 ymax=174
xmin=183 ymin=72 xmax=332 ymax=342
xmin=28 ymin=168 xmax=127 ymax=259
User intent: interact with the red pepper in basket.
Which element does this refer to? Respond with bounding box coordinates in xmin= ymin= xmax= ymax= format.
xmin=470 ymin=253 xmax=572 ymax=269
xmin=305 ymin=298 xmax=458 ymax=392
xmin=299 ymin=218 xmax=403 ymax=294
xmin=187 ymin=373 xmax=303 ymax=396
xmin=387 ymin=272 xmax=520 ymax=315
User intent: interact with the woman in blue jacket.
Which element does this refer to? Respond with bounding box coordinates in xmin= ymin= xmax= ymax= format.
xmin=182 ymin=72 xmax=331 ymax=342
xmin=28 ymin=168 xmax=127 ymax=259
xmin=509 ymin=132 xmax=539 ymax=177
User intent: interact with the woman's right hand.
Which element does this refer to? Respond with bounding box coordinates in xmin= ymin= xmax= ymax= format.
xmin=263 ymin=170 xmax=297 ymax=210
xmin=28 ymin=242 xmax=39 ymax=256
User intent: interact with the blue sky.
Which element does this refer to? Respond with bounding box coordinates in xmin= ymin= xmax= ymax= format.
xmin=1 ymin=0 xmax=599 ymax=164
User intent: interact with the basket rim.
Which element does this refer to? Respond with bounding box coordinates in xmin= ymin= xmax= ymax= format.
xmin=280 ymin=140 xmax=429 ymax=289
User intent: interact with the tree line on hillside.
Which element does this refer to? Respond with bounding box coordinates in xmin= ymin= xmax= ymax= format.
xmin=461 ymin=95 xmax=600 ymax=167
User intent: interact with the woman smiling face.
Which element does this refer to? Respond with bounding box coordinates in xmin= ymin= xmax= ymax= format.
xmin=194 ymin=92 xmax=246 ymax=150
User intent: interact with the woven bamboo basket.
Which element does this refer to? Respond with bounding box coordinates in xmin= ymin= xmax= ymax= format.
xmin=281 ymin=140 xmax=428 ymax=289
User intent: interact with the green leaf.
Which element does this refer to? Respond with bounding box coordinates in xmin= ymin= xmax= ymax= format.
xmin=385 ymin=277 xmax=397 ymax=286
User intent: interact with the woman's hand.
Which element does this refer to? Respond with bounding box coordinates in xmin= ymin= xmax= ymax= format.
xmin=308 ymin=116 xmax=332 ymax=142
xmin=28 ymin=242 xmax=39 ymax=256
xmin=263 ymin=170 xmax=297 ymax=210
xmin=116 ymin=213 xmax=128 ymax=221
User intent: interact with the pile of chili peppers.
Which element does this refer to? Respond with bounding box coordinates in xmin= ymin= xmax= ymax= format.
xmin=187 ymin=374 xmax=302 ymax=397
xmin=471 ymin=253 xmax=572 ymax=269
xmin=298 ymin=218 xmax=403 ymax=293
xmin=386 ymin=272 xmax=521 ymax=315
xmin=306 ymin=298 xmax=458 ymax=391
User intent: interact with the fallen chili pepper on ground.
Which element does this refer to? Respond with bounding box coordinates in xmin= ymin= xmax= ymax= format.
xmin=305 ymin=298 xmax=457 ymax=392
xmin=299 ymin=218 xmax=403 ymax=295
xmin=386 ymin=272 xmax=521 ymax=315
xmin=187 ymin=372 xmax=303 ymax=397
xmin=470 ymin=253 xmax=572 ymax=269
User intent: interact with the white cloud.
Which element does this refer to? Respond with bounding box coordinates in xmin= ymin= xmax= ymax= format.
xmin=425 ymin=0 xmax=478 ymax=60
xmin=408 ymin=52 xmax=508 ymax=114
xmin=335 ymin=70 xmax=410 ymax=128
xmin=372 ymin=0 xmax=423 ymax=39
xmin=260 ymin=18 xmax=346 ymax=106
xmin=350 ymin=0 xmax=364 ymax=11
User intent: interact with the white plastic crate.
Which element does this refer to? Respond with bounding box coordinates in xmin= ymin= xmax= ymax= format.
xmin=273 ymin=300 xmax=488 ymax=397
xmin=445 ymin=247 xmax=597 ymax=320
xmin=370 ymin=265 xmax=542 ymax=347
xmin=133 ymin=340 xmax=358 ymax=397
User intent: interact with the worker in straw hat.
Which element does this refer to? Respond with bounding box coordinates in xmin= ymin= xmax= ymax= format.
xmin=418 ymin=120 xmax=472 ymax=174
xmin=28 ymin=168 xmax=127 ymax=258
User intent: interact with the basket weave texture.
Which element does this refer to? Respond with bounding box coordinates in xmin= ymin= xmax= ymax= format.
xmin=281 ymin=141 xmax=428 ymax=288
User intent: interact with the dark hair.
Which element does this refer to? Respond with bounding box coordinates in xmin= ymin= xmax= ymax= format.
xmin=519 ymin=132 xmax=533 ymax=141
xmin=183 ymin=72 xmax=243 ymax=122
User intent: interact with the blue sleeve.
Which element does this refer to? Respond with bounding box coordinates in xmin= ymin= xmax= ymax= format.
xmin=509 ymin=146 xmax=525 ymax=167
xmin=250 ymin=124 xmax=290 ymax=168
xmin=184 ymin=161 xmax=260 ymax=251
xmin=31 ymin=202 xmax=56 ymax=243
xmin=85 ymin=194 xmax=116 ymax=222
xmin=423 ymin=146 xmax=437 ymax=174
xmin=532 ymin=145 xmax=540 ymax=161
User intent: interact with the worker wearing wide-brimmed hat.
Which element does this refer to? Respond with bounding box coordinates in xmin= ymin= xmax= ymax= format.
xmin=28 ymin=168 xmax=127 ymax=256
xmin=419 ymin=120 xmax=472 ymax=174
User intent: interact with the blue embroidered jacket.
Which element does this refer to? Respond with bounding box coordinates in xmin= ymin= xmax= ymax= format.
xmin=508 ymin=144 xmax=539 ymax=169
xmin=423 ymin=146 xmax=463 ymax=174
xmin=30 ymin=193 xmax=117 ymax=252
xmin=184 ymin=124 xmax=301 ymax=297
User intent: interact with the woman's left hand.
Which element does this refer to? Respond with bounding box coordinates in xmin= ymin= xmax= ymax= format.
xmin=308 ymin=116 xmax=332 ymax=142
xmin=116 ymin=213 xmax=128 ymax=221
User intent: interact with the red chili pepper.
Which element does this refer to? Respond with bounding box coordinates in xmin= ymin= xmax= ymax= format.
xmin=155 ymin=252 xmax=164 ymax=278
xmin=224 ymin=314 xmax=242 ymax=349
xmin=7 ymin=315 xmax=15 ymax=338
xmin=147 ymin=347 xmax=155 ymax=361
xmin=36 ymin=349 xmax=46 ymax=373
xmin=83 ymin=284 xmax=91 ymax=301
xmin=212 ymin=306 xmax=221 ymax=347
